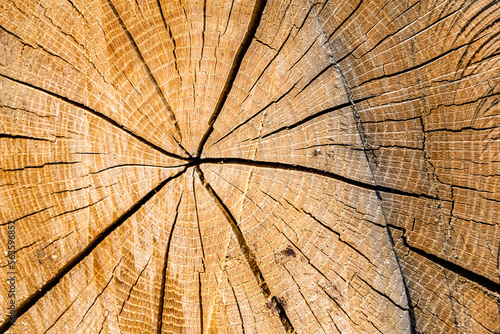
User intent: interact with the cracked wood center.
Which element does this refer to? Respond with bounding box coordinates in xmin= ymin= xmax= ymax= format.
xmin=0 ymin=0 xmax=499 ymax=333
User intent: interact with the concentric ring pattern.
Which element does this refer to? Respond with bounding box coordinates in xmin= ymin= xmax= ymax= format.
xmin=0 ymin=0 xmax=499 ymax=333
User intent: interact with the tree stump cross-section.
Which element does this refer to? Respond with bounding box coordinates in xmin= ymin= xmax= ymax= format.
xmin=0 ymin=0 xmax=499 ymax=333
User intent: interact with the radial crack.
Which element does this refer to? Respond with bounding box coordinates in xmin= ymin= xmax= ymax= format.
xmin=0 ymin=168 xmax=187 ymax=333
xmin=391 ymin=224 xmax=500 ymax=294
xmin=0 ymin=134 xmax=55 ymax=142
xmin=209 ymin=80 xmax=298 ymax=148
xmin=42 ymin=290 xmax=80 ymax=333
xmin=195 ymin=167 xmax=295 ymax=333
xmin=89 ymin=163 xmax=187 ymax=175
xmin=192 ymin=171 xmax=206 ymax=260
xmin=227 ymin=277 xmax=246 ymax=334
xmin=105 ymin=0 xmax=190 ymax=157
xmin=354 ymin=274 xmax=407 ymax=311
xmin=0 ymin=73 xmax=189 ymax=161
xmin=77 ymin=258 xmax=123 ymax=326
xmin=300 ymin=207 xmax=375 ymax=266
xmin=156 ymin=190 xmax=183 ymax=334
xmin=196 ymin=158 xmax=441 ymax=200
xmin=1 ymin=161 xmax=79 ymax=172
xmin=281 ymin=265 xmax=328 ymax=334
xmin=196 ymin=0 xmax=268 ymax=157
xmin=118 ymin=256 xmax=152 ymax=316
xmin=318 ymin=284 xmax=357 ymax=326
xmin=325 ymin=0 xmax=364 ymax=43
xmin=157 ymin=0 xmax=182 ymax=85
xmin=355 ymin=35 xmax=492 ymax=88
xmin=0 ymin=206 xmax=54 ymax=227
xmin=198 ymin=272 xmax=204 ymax=333
xmin=241 ymin=95 xmax=376 ymax=143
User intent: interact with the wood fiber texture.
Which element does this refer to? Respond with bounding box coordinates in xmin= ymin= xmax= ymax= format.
xmin=0 ymin=0 xmax=499 ymax=333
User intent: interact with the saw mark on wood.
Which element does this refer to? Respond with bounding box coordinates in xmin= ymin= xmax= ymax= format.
xmin=324 ymin=27 xmax=419 ymax=331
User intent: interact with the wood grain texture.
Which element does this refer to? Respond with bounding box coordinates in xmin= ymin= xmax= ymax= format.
xmin=0 ymin=0 xmax=498 ymax=333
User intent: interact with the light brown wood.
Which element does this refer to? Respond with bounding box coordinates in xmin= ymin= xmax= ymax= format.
xmin=0 ymin=0 xmax=499 ymax=333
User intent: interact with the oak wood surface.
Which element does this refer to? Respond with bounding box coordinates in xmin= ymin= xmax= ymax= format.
xmin=0 ymin=0 xmax=499 ymax=333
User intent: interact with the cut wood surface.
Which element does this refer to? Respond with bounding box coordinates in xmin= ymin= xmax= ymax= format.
xmin=0 ymin=0 xmax=499 ymax=333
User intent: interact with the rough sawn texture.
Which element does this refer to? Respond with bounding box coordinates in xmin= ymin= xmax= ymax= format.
xmin=0 ymin=0 xmax=499 ymax=333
